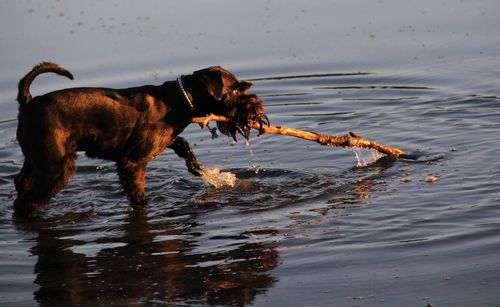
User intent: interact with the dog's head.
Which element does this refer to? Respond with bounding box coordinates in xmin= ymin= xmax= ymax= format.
xmin=187 ymin=66 xmax=269 ymax=141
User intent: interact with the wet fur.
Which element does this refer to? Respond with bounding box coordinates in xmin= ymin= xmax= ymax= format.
xmin=14 ymin=62 xmax=267 ymax=217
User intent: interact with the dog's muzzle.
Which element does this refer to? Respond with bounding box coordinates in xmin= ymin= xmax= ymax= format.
xmin=216 ymin=93 xmax=269 ymax=141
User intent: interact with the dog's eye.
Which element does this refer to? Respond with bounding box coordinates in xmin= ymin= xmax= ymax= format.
xmin=232 ymin=90 xmax=239 ymax=95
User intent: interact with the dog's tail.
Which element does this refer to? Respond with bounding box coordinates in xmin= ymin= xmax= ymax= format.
xmin=17 ymin=62 xmax=74 ymax=104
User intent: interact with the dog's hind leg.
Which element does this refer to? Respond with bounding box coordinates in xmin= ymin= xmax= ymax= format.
xmin=14 ymin=154 xmax=77 ymax=217
xmin=14 ymin=160 xmax=33 ymax=194
xmin=168 ymin=136 xmax=203 ymax=176
xmin=117 ymin=160 xmax=147 ymax=205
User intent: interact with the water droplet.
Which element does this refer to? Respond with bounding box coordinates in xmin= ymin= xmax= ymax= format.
xmin=251 ymin=163 xmax=261 ymax=174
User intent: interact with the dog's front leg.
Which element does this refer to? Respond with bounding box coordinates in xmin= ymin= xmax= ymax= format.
xmin=168 ymin=136 xmax=203 ymax=176
xmin=117 ymin=160 xmax=147 ymax=205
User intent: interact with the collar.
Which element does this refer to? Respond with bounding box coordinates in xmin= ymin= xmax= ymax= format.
xmin=176 ymin=75 xmax=195 ymax=112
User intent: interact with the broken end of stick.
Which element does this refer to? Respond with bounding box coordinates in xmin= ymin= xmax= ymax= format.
xmin=398 ymin=152 xmax=420 ymax=160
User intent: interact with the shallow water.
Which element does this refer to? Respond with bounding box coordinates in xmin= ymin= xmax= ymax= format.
xmin=1 ymin=1 xmax=500 ymax=306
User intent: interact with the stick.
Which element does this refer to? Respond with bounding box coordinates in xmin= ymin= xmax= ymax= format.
xmin=192 ymin=114 xmax=409 ymax=158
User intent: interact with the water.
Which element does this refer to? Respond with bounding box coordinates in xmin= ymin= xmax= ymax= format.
xmin=1 ymin=1 xmax=500 ymax=306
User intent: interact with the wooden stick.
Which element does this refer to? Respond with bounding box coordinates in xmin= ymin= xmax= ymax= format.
xmin=192 ymin=114 xmax=408 ymax=158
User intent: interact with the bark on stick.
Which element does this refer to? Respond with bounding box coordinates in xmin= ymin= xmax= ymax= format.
xmin=192 ymin=114 xmax=408 ymax=158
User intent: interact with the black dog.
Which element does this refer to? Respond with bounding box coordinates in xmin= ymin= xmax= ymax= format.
xmin=14 ymin=62 xmax=267 ymax=216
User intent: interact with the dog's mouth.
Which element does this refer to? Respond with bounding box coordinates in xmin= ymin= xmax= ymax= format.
xmin=216 ymin=93 xmax=269 ymax=141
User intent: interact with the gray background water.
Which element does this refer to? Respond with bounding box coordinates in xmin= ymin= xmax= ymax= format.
xmin=1 ymin=0 xmax=500 ymax=306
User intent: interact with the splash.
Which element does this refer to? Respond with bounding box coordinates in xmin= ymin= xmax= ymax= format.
xmin=199 ymin=167 xmax=238 ymax=188
xmin=347 ymin=148 xmax=384 ymax=167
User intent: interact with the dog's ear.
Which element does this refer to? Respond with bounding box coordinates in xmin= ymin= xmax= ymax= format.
xmin=200 ymin=72 xmax=223 ymax=100
xmin=196 ymin=66 xmax=228 ymax=101
xmin=196 ymin=66 xmax=247 ymax=101
xmin=238 ymin=81 xmax=252 ymax=92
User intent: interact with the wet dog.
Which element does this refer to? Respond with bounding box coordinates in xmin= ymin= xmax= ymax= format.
xmin=14 ymin=62 xmax=267 ymax=216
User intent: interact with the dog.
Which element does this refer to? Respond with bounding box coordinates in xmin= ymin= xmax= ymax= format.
xmin=14 ymin=62 xmax=267 ymax=217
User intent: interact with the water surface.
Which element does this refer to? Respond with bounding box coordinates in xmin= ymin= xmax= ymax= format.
xmin=1 ymin=1 xmax=500 ymax=306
